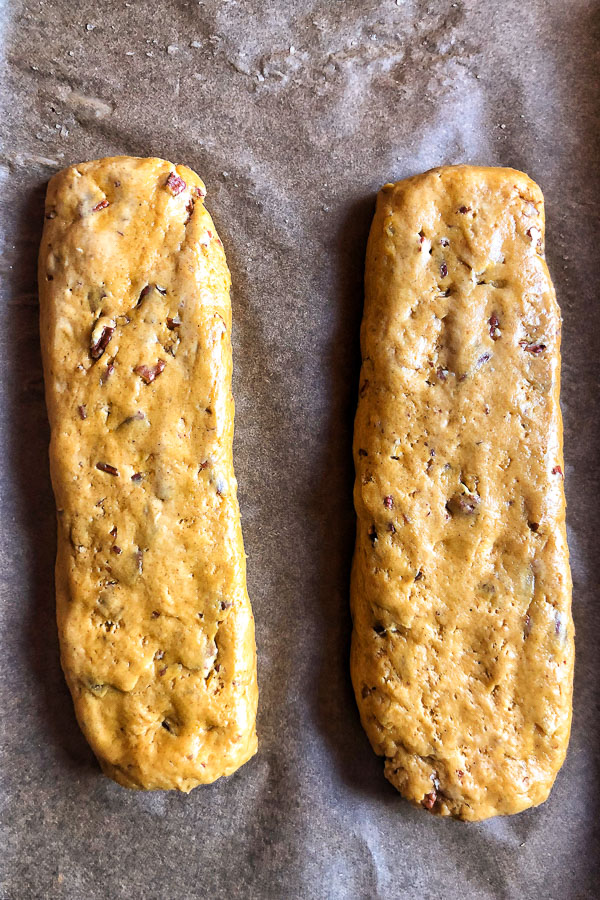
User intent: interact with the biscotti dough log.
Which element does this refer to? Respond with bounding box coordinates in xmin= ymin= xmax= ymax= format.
xmin=39 ymin=157 xmax=257 ymax=790
xmin=351 ymin=165 xmax=573 ymax=821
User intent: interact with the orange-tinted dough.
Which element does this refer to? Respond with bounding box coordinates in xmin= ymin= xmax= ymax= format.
xmin=39 ymin=156 xmax=257 ymax=790
xmin=351 ymin=166 xmax=573 ymax=820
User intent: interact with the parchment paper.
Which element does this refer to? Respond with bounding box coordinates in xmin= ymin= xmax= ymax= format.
xmin=1 ymin=1 xmax=599 ymax=898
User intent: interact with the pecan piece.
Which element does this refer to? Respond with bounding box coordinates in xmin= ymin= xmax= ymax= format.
xmin=165 ymin=172 xmax=186 ymax=195
xmin=489 ymin=313 xmax=501 ymax=340
xmin=134 ymin=359 xmax=166 ymax=384
xmin=118 ymin=411 xmax=145 ymax=427
xmin=136 ymin=284 xmax=152 ymax=306
xmin=101 ymin=360 xmax=115 ymax=384
xmin=422 ymin=790 xmax=437 ymax=810
xmin=526 ymin=226 xmax=543 ymax=250
xmin=519 ymin=340 xmax=546 ymax=354
xmin=90 ymin=320 xmax=115 ymax=359
xmin=96 ymin=462 xmax=119 ymax=476
xmin=446 ymin=491 xmax=480 ymax=516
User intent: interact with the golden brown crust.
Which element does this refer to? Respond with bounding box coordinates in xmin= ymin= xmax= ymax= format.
xmin=351 ymin=165 xmax=573 ymax=821
xmin=39 ymin=156 xmax=257 ymax=790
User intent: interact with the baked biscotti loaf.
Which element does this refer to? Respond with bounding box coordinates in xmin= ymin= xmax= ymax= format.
xmin=39 ymin=156 xmax=258 ymax=790
xmin=351 ymin=165 xmax=573 ymax=820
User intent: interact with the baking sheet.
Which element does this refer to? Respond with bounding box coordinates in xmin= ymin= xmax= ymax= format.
xmin=1 ymin=1 xmax=599 ymax=897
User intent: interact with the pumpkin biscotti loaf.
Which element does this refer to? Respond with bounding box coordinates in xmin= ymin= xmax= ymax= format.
xmin=351 ymin=165 xmax=573 ymax=820
xmin=39 ymin=156 xmax=257 ymax=790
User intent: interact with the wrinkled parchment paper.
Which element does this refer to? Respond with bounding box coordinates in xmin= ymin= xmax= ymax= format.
xmin=1 ymin=1 xmax=599 ymax=897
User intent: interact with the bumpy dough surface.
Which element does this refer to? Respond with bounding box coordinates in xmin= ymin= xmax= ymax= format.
xmin=39 ymin=156 xmax=257 ymax=790
xmin=351 ymin=165 xmax=573 ymax=821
